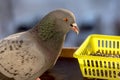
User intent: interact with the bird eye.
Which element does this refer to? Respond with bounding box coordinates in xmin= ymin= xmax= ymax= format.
xmin=63 ymin=18 xmax=68 ymax=22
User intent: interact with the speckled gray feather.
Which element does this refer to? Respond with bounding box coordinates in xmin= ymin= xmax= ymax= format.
xmin=0 ymin=9 xmax=77 ymax=80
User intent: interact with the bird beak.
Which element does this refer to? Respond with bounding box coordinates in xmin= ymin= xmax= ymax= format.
xmin=71 ymin=23 xmax=79 ymax=35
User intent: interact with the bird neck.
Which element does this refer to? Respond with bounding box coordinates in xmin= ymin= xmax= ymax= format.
xmin=30 ymin=23 xmax=66 ymax=55
xmin=45 ymin=32 xmax=65 ymax=52
xmin=38 ymin=24 xmax=56 ymax=41
xmin=36 ymin=16 xmax=57 ymax=41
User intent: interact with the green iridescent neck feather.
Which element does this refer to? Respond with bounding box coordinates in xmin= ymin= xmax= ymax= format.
xmin=38 ymin=18 xmax=56 ymax=41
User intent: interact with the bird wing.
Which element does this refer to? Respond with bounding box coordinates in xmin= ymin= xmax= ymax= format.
xmin=0 ymin=32 xmax=45 ymax=80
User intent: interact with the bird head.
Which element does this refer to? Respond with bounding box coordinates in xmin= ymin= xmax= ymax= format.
xmin=35 ymin=9 xmax=79 ymax=41
xmin=41 ymin=9 xmax=79 ymax=35
xmin=52 ymin=9 xmax=79 ymax=35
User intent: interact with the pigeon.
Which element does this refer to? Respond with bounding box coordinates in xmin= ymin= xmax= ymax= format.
xmin=0 ymin=9 xmax=79 ymax=80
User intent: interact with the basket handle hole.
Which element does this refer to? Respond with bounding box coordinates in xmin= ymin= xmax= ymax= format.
xmin=102 ymin=40 xmax=104 ymax=48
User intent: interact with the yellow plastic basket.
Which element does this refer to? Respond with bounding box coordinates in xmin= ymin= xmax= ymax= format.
xmin=73 ymin=34 xmax=120 ymax=80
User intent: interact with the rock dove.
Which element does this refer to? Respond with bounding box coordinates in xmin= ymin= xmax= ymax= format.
xmin=0 ymin=9 xmax=79 ymax=80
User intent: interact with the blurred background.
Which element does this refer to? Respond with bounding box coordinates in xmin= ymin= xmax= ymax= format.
xmin=1 ymin=0 xmax=120 ymax=47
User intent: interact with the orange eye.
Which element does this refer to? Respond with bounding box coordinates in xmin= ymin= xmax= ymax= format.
xmin=63 ymin=18 xmax=68 ymax=22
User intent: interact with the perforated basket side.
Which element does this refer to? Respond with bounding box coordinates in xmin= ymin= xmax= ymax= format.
xmin=90 ymin=34 xmax=120 ymax=55
xmin=78 ymin=56 xmax=120 ymax=80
